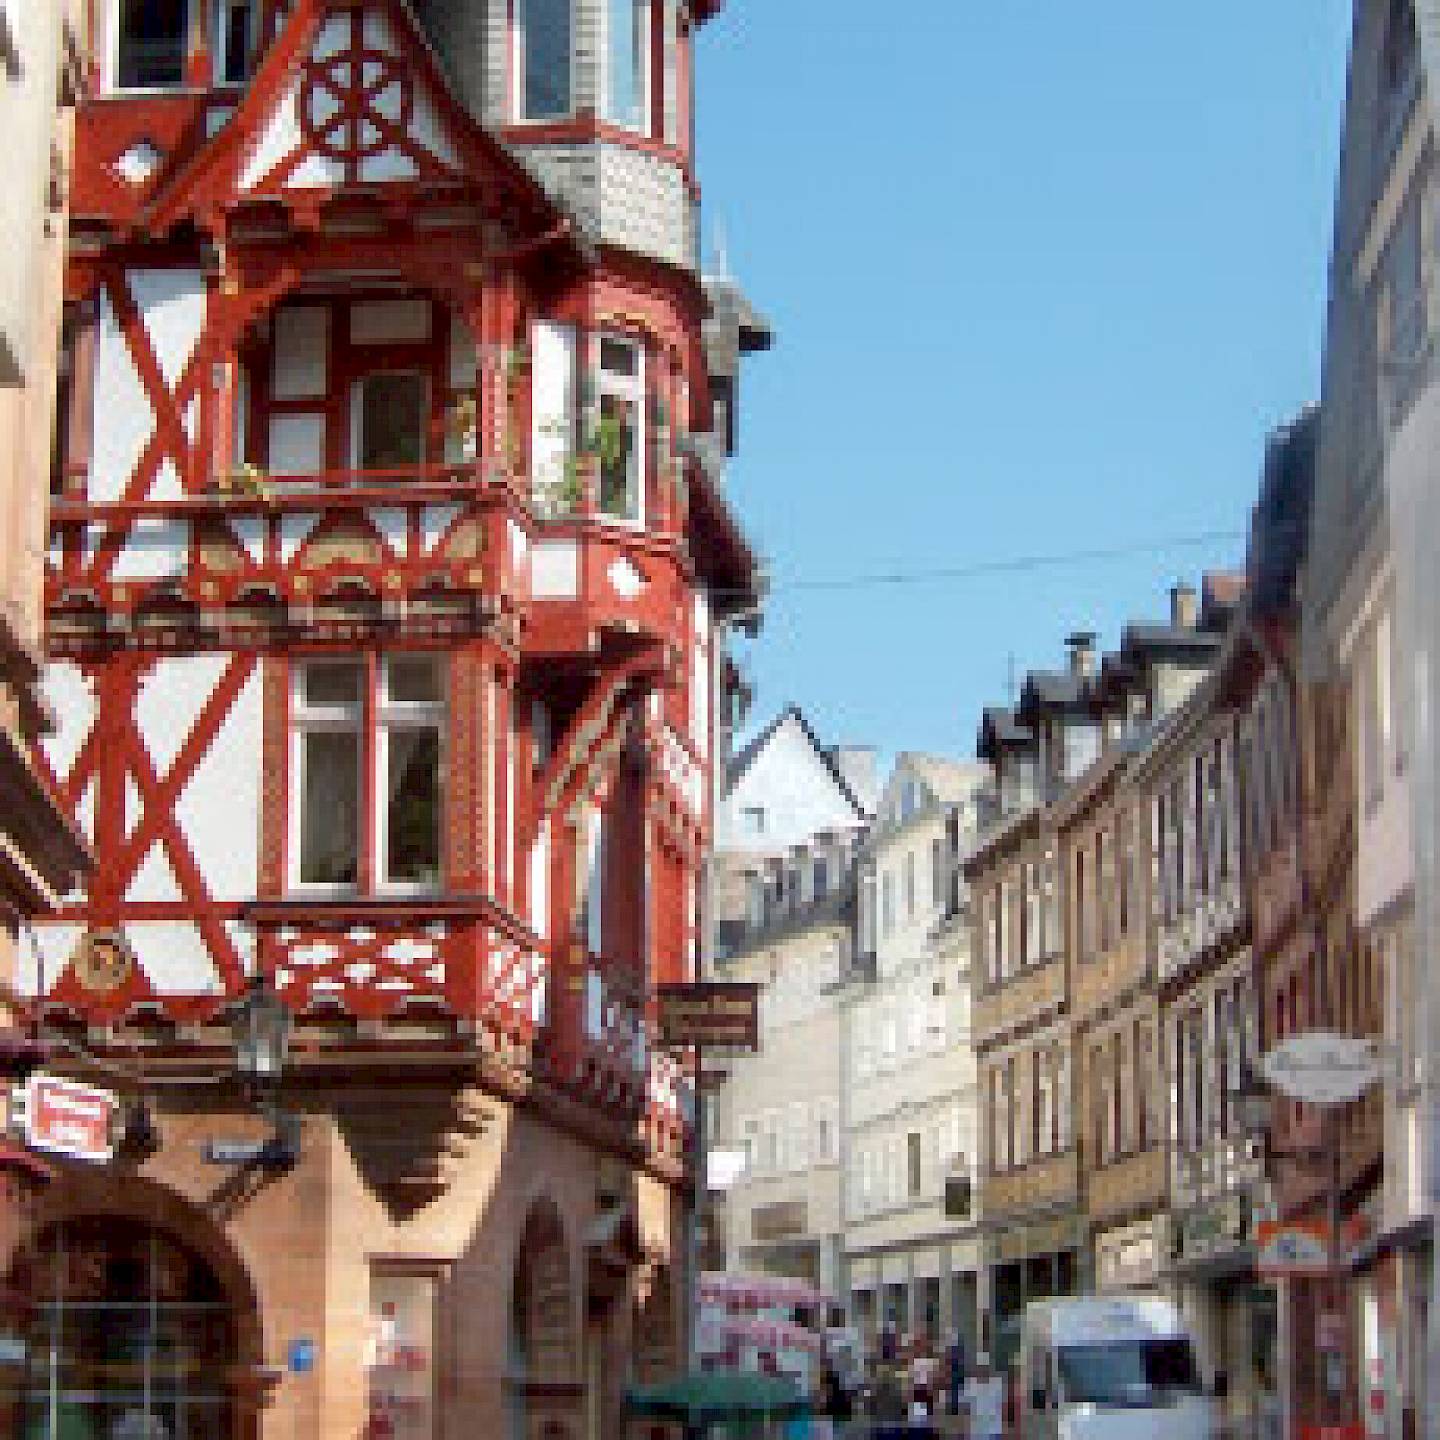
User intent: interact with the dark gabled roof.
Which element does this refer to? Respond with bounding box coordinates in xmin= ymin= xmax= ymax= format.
xmin=1119 ymin=622 xmax=1225 ymax=660
xmin=724 ymin=705 xmax=870 ymax=820
xmin=976 ymin=706 xmax=1033 ymax=761
xmin=1020 ymin=669 xmax=1089 ymax=712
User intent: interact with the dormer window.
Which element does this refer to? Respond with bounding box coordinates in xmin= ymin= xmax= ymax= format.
xmin=516 ymin=0 xmax=573 ymax=121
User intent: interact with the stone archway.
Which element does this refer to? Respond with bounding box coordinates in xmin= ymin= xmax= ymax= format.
xmin=9 ymin=1209 xmax=263 ymax=1440
xmin=508 ymin=1199 xmax=581 ymax=1440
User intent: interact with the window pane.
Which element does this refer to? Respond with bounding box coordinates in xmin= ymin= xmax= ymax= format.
xmin=220 ymin=0 xmax=255 ymax=83
xmin=119 ymin=0 xmax=188 ymax=88
xmin=606 ymin=0 xmax=647 ymax=128
xmin=600 ymin=336 xmax=640 ymax=379
xmin=301 ymin=731 xmax=360 ymax=885
xmin=387 ymin=656 xmax=442 ymax=704
xmin=597 ymin=391 xmax=639 ymax=519
xmin=523 ymin=0 xmax=572 ymax=120
xmin=305 ymin=662 xmax=363 ymax=707
xmin=387 ymin=727 xmax=442 ymax=884
xmin=357 ymin=372 xmax=427 ymax=470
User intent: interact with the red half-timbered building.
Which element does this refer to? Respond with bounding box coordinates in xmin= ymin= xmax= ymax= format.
xmin=17 ymin=1 xmax=764 ymax=1435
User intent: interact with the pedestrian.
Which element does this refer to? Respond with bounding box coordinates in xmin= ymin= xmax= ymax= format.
xmin=871 ymin=1363 xmax=907 ymax=1440
xmin=961 ymin=1353 xmax=1006 ymax=1440
xmin=910 ymin=1342 xmax=938 ymax=1415
xmin=944 ymin=1332 xmax=965 ymax=1417
xmin=907 ymin=1392 xmax=938 ymax=1439
xmin=814 ymin=1363 xmax=851 ymax=1440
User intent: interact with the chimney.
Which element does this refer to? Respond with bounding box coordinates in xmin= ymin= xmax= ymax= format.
xmin=1066 ymin=632 xmax=1097 ymax=680
xmin=1170 ymin=581 xmax=1198 ymax=630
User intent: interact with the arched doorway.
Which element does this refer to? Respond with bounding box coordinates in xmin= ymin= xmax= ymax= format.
xmin=11 ymin=1215 xmax=250 ymax=1440
xmin=507 ymin=1201 xmax=578 ymax=1440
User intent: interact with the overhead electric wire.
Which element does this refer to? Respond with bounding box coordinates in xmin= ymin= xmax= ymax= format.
xmin=760 ymin=527 xmax=1246 ymax=597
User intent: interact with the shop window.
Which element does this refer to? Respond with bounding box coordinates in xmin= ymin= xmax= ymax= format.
xmin=596 ymin=336 xmax=643 ymax=522
xmin=116 ymin=0 xmax=188 ymax=88
xmin=353 ymin=371 xmax=428 ymax=472
xmin=516 ymin=0 xmax=572 ymax=120
xmin=291 ymin=656 xmax=445 ymax=892
xmin=16 ymin=1217 xmax=241 ymax=1440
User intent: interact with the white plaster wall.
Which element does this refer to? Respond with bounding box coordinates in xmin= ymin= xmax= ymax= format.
xmin=135 ymin=654 xmax=231 ymax=777
xmin=716 ymin=713 xmax=864 ymax=852
xmin=91 ymin=286 xmax=154 ymax=502
xmin=40 ymin=661 xmax=96 ymax=782
xmin=127 ymin=268 xmax=206 ymax=394
xmin=174 ymin=665 xmax=263 ymax=901
xmin=531 ymin=538 xmax=579 ymax=599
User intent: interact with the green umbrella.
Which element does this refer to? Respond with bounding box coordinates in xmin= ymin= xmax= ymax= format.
xmin=624 ymin=1370 xmax=811 ymax=1425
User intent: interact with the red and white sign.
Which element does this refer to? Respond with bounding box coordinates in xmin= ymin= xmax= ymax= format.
xmin=1256 ymin=1218 xmax=1332 ymax=1277
xmin=22 ymin=1073 xmax=117 ymax=1163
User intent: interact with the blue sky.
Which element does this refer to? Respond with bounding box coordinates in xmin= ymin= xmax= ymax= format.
xmin=695 ymin=1 xmax=1353 ymax=762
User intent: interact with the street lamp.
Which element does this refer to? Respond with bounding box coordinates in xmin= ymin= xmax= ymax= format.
xmin=230 ymin=973 xmax=291 ymax=1093
xmin=204 ymin=975 xmax=297 ymax=1168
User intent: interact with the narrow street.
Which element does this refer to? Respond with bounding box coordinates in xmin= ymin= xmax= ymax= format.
xmin=0 ymin=2 xmax=1431 ymax=1438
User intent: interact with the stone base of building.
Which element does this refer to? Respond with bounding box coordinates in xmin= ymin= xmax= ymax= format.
xmin=4 ymin=1080 xmax=690 ymax=1440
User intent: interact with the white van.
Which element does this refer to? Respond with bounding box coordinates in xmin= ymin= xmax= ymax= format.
xmin=1018 ymin=1296 xmax=1216 ymax=1439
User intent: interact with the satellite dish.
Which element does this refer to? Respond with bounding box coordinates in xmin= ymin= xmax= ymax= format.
xmin=1258 ymin=1031 xmax=1385 ymax=1106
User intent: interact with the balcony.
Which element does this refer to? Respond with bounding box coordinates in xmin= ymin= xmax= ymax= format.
xmin=48 ymin=462 xmax=523 ymax=653
xmin=982 ymin=1151 xmax=1079 ymax=1222
xmin=973 ymin=953 xmax=1066 ymax=1046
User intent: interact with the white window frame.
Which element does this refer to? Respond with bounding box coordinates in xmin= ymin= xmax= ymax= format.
xmin=513 ymin=0 xmax=575 ymax=123
xmin=289 ymin=656 xmax=446 ymax=898
xmin=374 ymin=657 xmax=446 ymax=893
xmin=594 ymin=333 xmax=645 ymax=526
xmin=290 ymin=660 xmax=366 ymax=897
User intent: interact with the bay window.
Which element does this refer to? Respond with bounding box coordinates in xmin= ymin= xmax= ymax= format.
xmin=291 ymin=656 xmax=445 ymax=892
xmin=516 ymin=0 xmax=573 ymax=121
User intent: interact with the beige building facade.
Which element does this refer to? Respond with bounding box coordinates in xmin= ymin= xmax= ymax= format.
xmin=844 ymin=755 xmax=986 ymax=1355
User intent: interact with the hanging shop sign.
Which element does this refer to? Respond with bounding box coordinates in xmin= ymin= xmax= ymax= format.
xmin=1173 ymin=1194 xmax=1248 ymax=1266
xmin=656 ymin=982 xmax=760 ymax=1051
xmin=20 ymin=1072 xmax=118 ymax=1164
xmin=1260 ymin=1032 xmax=1384 ymax=1106
xmin=1256 ymin=1218 xmax=1332 ymax=1278
xmin=1094 ymin=1217 xmax=1163 ymax=1291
